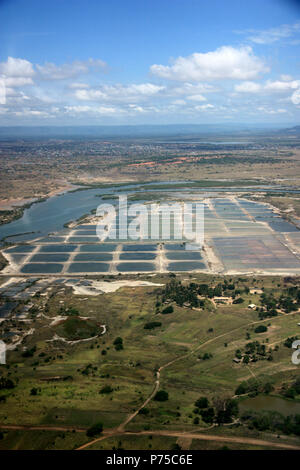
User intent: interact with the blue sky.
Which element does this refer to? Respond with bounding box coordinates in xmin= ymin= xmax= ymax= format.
xmin=0 ymin=0 xmax=300 ymax=125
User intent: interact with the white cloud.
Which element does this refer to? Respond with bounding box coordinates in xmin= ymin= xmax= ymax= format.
xmin=37 ymin=58 xmax=106 ymax=80
xmin=170 ymin=82 xmax=217 ymax=95
xmin=245 ymin=22 xmax=300 ymax=45
xmin=0 ymin=57 xmax=35 ymax=77
xmin=291 ymin=88 xmax=300 ymax=105
xmin=264 ymin=80 xmax=300 ymax=91
xmin=280 ymin=74 xmax=293 ymax=82
xmin=14 ymin=109 xmax=50 ymax=117
xmin=171 ymin=99 xmax=186 ymax=105
xmin=234 ymin=81 xmax=262 ymax=93
xmin=194 ymin=104 xmax=214 ymax=111
xmin=128 ymin=104 xmax=146 ymax=113
xmin=186 ymin=94 xmax=207 ymax=102
xmin=64 ymin=105 xmax=118 ymax=115
xmin=3 ymin=77 xmax=34 ymax=87
xmin=235 ymin=79 xmax=300 ymax=94
xmin=69 ymin=82 xmax=90 ymax=89
xmin=150 ymin=46 xmax=268 ymax=81
xmin=75 ymin=89 xmax=106 ymax=100
xmin=257 ymin=106 xmax=287 ymax=114
xmin=74 ymin=83 xmax=165 ymax=102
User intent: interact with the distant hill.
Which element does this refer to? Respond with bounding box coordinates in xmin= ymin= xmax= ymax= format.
xmin=0 ymin=123 xmax=290 ymax=139
xmin=278 ymin=125 xmax=300 ymax=135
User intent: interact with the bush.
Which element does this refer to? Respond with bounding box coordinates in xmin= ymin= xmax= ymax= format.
xmin=161 ymin=306 xmax=174 ymax=314
xmin=144 ymin=321 xmax=162 ymax=330
xmin=0 ymin=378 xmax=15 ymax=390
xmin=263 ymin=383 xmax=274 ymax=394
xmin=154 ymin=390 xmax=169 ymax=402
xmin=22 ymin=346 xmax=36 ymax=358
xmin=284 ymin=336 xmax=299 ymax=348
xmin=113 ymin=337 xmax=123 ymax=351
xmin=235 ymin=383 xmax=247 ymax=395
xmin=233 ymin=297 xmax=244 ymax=304
xmin=99 ymin=385 xmax=113 ymax=394
xmin=200 ymin=407 xmax=215 ymax=424
xmin=254 ymin=325 xmax=267 ymax=334
xmin=139 ymin=407 xmax=149 ymax=415
xmin=86 ymin=422 xmax=103 ymax=437
xmin=195 ymin=397 xmax=209 ymax=409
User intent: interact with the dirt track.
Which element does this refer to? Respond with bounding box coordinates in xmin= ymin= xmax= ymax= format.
xmin=1 ymin=423 xmax=299 ymax=450
xmin=76 ymin=429 xmax=300 ymax=451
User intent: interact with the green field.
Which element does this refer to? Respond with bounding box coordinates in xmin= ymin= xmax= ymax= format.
xmin=1 ymin=273 xmax=300 ymax=449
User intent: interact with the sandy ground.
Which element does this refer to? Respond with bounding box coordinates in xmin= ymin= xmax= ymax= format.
xmin=0 ymin=197 xmax=38 ymax=211
xmin=0 ymin=182 xmax=78 ymax=211
xmin=65 ymin=279 xmax=164 ymax=295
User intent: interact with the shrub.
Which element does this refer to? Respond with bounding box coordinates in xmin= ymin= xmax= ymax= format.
xmin=233 ymin=297 xmax=244 ymax=304
xmin=113 ymin=337 xmax=123 ymax=351
xmin=86 ymin=422 xmax=103 ymax=437
xmin=254 ymin=325 xmax=267 ymax=334
xmin=235 ymin=383 xmax=247 ymax=395
xmin=161 ymin=306 xmax=174 ymax=314
xmin=284 ymin=336 xmax=299 ymax=348
xmin=195 ymin=397 xmax=209 ymax=409
xmin=0 ymin=378 xmax=15 ymax=390
xmin=99 ymin=385 xmax=113 ymax=394
xmin=154 ymin=390 xmax=169 ymax=402
xmin=22 ymin=346 xmax=36 ymax=358
xmin=144 ymin=321 xmax=162 ymax=330
xmin=200 ymin=407 xmax=215 ymax=424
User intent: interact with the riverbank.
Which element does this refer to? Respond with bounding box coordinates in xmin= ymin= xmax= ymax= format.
xmin=0 ymin=183 xmax=80 ymax=227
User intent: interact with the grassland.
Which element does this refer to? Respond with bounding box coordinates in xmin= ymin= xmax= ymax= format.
xmin=1 ymin=274 xmax=300 ymax=449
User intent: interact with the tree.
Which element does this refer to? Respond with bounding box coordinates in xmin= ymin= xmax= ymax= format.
xmin=86 ymin=422 xmax=103 ymax=437
xmin=113 ymin=337 xmax=123 ymax=351
xmin=263 ymin=383 xmax=274 ymax=394
xmin=243 ymin=355 xmax=250 ymax=364
xmin=284 ymin=336 xmax=299 ymax=348
xmin=195 ymin=397 xmax=209 ymax=409
xmin=200 ymin=407 xmax=215 ymax=424
xmin=154 ymin=390 xmax=169 ymax=402
xmin=235 ymin=383 xmax=247 ymax=395
xmin=215 ymin=398 xmax=239 ymax=424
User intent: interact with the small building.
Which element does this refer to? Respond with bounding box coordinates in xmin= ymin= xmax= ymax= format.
xmin=233 ymin=358 xmax=241 ymax=363
xmin=248 ymin=303 xmax=256 ymax=310
xmin=250 ymin=288 xmax=263 ymax=295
